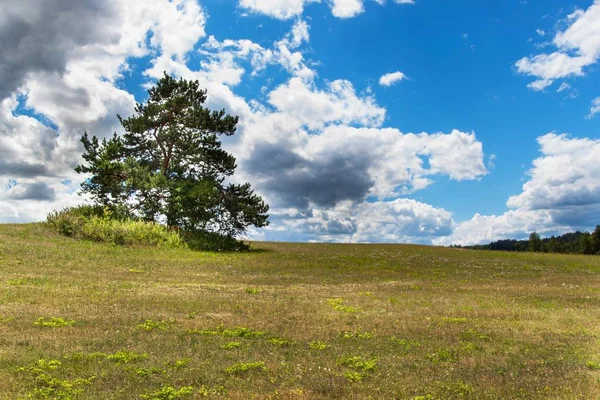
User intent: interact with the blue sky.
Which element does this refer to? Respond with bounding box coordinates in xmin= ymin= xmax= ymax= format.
xmin=1 ymin=0 xmax=600 ymax=245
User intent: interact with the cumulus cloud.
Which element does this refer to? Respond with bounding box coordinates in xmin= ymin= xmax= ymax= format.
xmin=267 ymin=78 xmax=385 ymax=129
xmin=379 ymin=71 xmax=407 ymax=87
xmin=437 ymin=133 xmax=600 ymax=245
xmin=330 ymin=0 xmax=364 ymax=18
xmin=516 ymin=1 xmax=600 ymax=90
xmin=238 ymin=0 xmax=413 ymax=19
xmin=261 ymin=199 xmax=453 ymax=243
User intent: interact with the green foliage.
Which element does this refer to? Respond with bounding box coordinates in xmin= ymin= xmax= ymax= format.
xmin=529 ymin=232 xmax=542 ymax=252
xmin=197 ymin=385 xmax=227 ymax=397
xmin=75 ymin=73 xmax=269 ymax=250
xmin=220 ymin=341 xmax=241 ymax=350
xmin=338 ymin=356 xmax=379 ymax=372
xmin=344 ymin=370 xmax=367 ymax=382
xmin=224 ymin=361 xmax=266 ymax=375
xmin=389 ymin=337 xmax=421 ymax=351
xmin=140 ymin=385 xmax=195 ymax=400
xmin=339 ymin=356 xmax=378 ymax=381
xmin=182 ymin=230 xmax=249 ymax=252
xmin=245 ymin=287 xmax=261 ymax=294
xmin=327 ymin=298 xmax=359 ymax=313
xmin=340 ymin=331 xmax=372 ymax=340
xmin=308 ymin=341 xmax=328 ymax=350
xmin=47 ymin=206 xmax=184 ymax=248
xmin=137 ymin=320 xmax=170 ymax=331
xmin=34 ymin=317 xmax=75 ymax=327
xmin=165 ymin=359 xmax=191 ymax=371
xmin=466 ymin=226 xmax=600 ymax=255
xmin=586 ymin=361 xmax=600 ymax=370
xmin=17 ymin=359 xmax=94 ymax=399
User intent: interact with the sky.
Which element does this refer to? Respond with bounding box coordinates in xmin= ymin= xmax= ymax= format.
xmin=1 ymin=0 xmax=600 ymax=245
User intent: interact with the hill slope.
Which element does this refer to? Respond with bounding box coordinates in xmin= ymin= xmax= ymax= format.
xmin=1 ymin=224 xmax=599 ymax=399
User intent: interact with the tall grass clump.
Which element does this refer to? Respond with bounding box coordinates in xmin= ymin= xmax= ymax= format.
xmin=46 ymin=206 xmax=184 ymax=248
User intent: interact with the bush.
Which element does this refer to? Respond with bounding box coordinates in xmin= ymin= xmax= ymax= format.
xmin=46 ymin=205 xmax=251 ymax=251
xmin=46 ymin=206 xmax=184 ymax=248
xmin=182 ymin=230 xmax=249 ymax=252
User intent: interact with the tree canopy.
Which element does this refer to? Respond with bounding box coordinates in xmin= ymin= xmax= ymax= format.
xmin=75 ymin=73 xmax=269 ymax=249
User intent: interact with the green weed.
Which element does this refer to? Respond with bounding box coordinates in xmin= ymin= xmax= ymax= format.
xmin=338 ymin=356 xmax=379 ymax=373
xmin=165 ymin=358 xmax=190 ymax=370
xmin=587 ymin=361 xmax=600 ymax=370
xmin=308 ymin=341 xmax=328 ymax=350
xmin=389 ymin=337 xmax=420 ymax=350
xmin=225 ymin=361 xmax=266 ymax=375
xmin=16 ymin=359 xmax=95 ymax=399
xmin=245 ymin=287 xmax=261 ymax=294
xmin=138 ymin=319 xmax=170 ymax=331
xmin=341 ymin=331 xmax=372 ymax=340
xmin=34 ymin=317 xmax=75 ymax=327
xmin=197 ymin=385 xmax=227 ymax=397
xmin=327 ymin=298 xmax=359 ymax=313
xmin=141 ymin=385 xmax=195 ymax=399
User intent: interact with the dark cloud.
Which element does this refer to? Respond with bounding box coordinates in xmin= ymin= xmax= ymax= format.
xmin=9 ymin=182 xmax=56 ymax=200
xmin=0 ymin=160 xmax=54 ymax=178
xmin=549 ymin=206 xmax=600 ymax=229
xmin=245 ymin=142 xmax=374 ymax=209
xmin=0 ymin=0 xmax=118 ymax=101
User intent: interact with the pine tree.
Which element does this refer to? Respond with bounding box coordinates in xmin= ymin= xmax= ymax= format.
xmin=76 ymin=73 xmax=269 ymax=249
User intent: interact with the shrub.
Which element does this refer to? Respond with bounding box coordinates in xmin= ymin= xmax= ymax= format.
xmin=46 ymin=206 xmax=184 ymax=248
xmin=182 ymin=230 xmax=249 ymax=252
xmin=47 ymin=206 xmax=253 ymax=251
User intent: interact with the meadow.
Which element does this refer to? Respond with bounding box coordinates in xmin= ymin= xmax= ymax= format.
xmin=1 ymin=223 xmax=599 ymax=399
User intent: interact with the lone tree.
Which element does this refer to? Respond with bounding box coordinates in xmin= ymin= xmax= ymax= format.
xmin=75 ymin=73 xmax=269 ymax=249
xmin=528 ymin=232 xmax=542 ymax=252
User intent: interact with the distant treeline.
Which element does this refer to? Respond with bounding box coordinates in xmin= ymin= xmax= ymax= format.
xmin=454 ymin=226 xmax=600 ymax=255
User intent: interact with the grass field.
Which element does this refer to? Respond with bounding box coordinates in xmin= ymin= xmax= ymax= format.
xmin=1 ymin=223 xmax=600 ymax=399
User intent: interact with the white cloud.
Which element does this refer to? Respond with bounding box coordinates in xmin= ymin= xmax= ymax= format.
xmin=556 ymin=82 xmax=571 ymax=92
xmin=536 ymin=28 xmax=546 ymax=36
xmin=260 ymin=198 xmax=453 ymax=243
xmin=330 ymin=0 xmax=364 ymax=18
xmin=239 ymin=0 xmax=319 ymax=19
xmin=586 ymin=97 xmax=600 ymax=119
xmin=238 ymin=0 xmax=413 ymax=19
xmin=267 ymin=77 xmax=385 ymax=129
xmin=516 ymin=1 xmax=600 ymax=90
xmin=437 ymin=133 xmax=600 ymax=245
xmin=379 ymin=71 xmax=407 ymax=87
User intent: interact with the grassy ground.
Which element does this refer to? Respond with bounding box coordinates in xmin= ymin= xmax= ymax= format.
xmin=1 ymin=223 xmax=599 ymax=399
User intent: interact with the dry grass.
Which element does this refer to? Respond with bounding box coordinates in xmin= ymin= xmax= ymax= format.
xmin=1 ymin=223 xmax=600 ymax=399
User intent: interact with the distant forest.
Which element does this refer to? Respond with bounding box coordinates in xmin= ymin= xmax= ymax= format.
xmin=454 ymin=226 xmax=600 ymax=255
